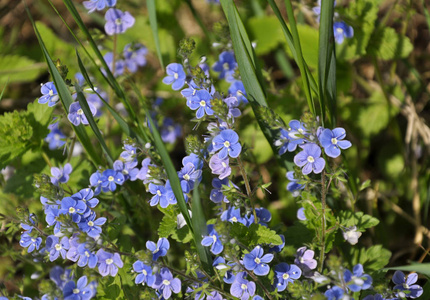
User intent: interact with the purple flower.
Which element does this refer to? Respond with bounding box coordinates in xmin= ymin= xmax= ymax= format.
xmin=89 ymin=171 xmax=103 ymax=195
xmin=228 ymin=80 xmax=247 ymax=104
xmin=210 ymin=178 xmax=230 ymax=204
xmin=243 ymin=246 xmax=274 ymax=276
xmin=62 ymin=276 xmax=93 ymax=300
xmin=50 ymin=163 xmax=72 ymax=186
xmin=293 ymin=143 xmax=326 ymax=175
xmin=344 ymin=264 xmax=372 ymax=292
xmin=67 ymin=243 xmax=98 ymax=268
xmin=45 ymin=208 xmax=62 ymax=234
xmin=333 ymin=21 xmax=354 ymax=44
xmin=19 ymin=233 xmax=42 ymax=253
xmin=286 ymin=171 xmax=305 ymax=197
xmin=161 ymin=118 xmax=182 ymax=144
xmin=230 ymin=272 xmax=256 ymax=300
xmin=83 ymin=0 xmax=116 ymax=13
xmin=113 ymin=160 xmax=139 ymax=181
xmin=39 ymin=82 xmax=59 ymax=107
xmin=319 ymin=127 xmax=352 ymax=158
xmin=136 ymin=158 xmax=153 ymax=183
xmin=96 ymin=249 xmax=123 ymax=277
xmin=186 ymin=89 xmax=214 ymax=119
xmin=146 ymin=238 xmax=170 ymax=261
xmin=182 ymin=153 xmax=204 ymax=170
xmin=153 ymin=268 xmax=181 ymax=299
xmin=104 ymin=8 xmax=135 ymax=35
xmin=273 ymin=263 xmax=302 ymax=292
xmin=45 ymin=123 xmax=66 ymax=150
xmin=212 ymin=51 xmax=237 ymax=82
xmin=71 ymin=188 xmax=99 ymax=210
xmin=294 ymin=247 xmax=317 ymax=276
xmin=324 ymin=286 xmax=345 ymax=300
xmin=181 ymin=80 xmax=200 ymax=100
xmin=392 ymin=270 xmax=423 ymax=298
xmin=223 ymin=96 xmax=241 ymax=119
xmin=103 ymin=52 xmax=125 ymax=77
xmin=178 ymin=163 xmax=202 ymax=193
xmin=162 ymin=63 xmax=186 ymax=91
xmin=212 ymin=129 xmax=242 ymax=159
xmin=201 ymin=225 xmax=223 ymax=255
xmin=209 ymin=153 xmax=231 ymax=180
xmin=255 ymin=208 xmax=271 ymax=226
xmin=67 ymin=102 xmax=97 ymax=126
xmin=148 ymin=183 xmax=169 ymax=208
xmin=123 ymin=43 xmax=148 ymax=73
xmin=133 ymin=261 xmax=156 ymax=286
xmin=100 ymin=169 xmax=125 ymax=192
xmin=78 ymin=212 xmax=106 ymax=238
xmin=46 ymin=236 xmax=70 ymax=261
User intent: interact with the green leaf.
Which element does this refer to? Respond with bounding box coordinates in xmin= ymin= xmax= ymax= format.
xmin=346 ymin=245 xmax=391 ymax=272
xmin=338 ymin=211 xmax=380 ymax=231
xmin=158 ymin=208 xmax=193 ymax=243
xmin=147 ymin=0 xmax=164 ymax=69
xmin=230 ymin=222 xmax=283 ymax=247
xmin=385 ymin=263 xmax=430 ymax=277
xmin=0 ymin=55 xmax=44 ymax=85
xmin=367 ymin=27 xmax=414 ymax=60
xmin=247 ymin=16 xmax=284 ymax=55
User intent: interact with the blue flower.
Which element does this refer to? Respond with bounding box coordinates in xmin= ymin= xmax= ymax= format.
xmin=212 ymin=51 xmax=237 ymax=82
xmin=120 ymin=144 xmax=137 ymax=162
xmin=100 ymin=169 xmax=125 ymax=192
xmin=19 ymin=233 xmax=42 ymax=253
xmin=161 ymin=118 xmax=182 ymax=144
xmin=123 ymin=43 xmax=148 ymax=73
xmin=293 ymin=143 xmax=326 ymax=175
xmin=50 ymin=163 xmax=72 ymax=186
xmin=294 ymin=247 xmax=317 ymax=276
xmin=223 ymin=96 xmax=242 ymax=119
xmin=46 ymin=236 xmax=70 ymax=261
xmin=96 ymin=249 xmax=123 ymax=277
xmin=38 ymin=82 xmax=59 ymax=107
xmin=60 ymin=196 xmax=87 ymax=223
xmin=146 ymin=238 xmax=170 ymax=261
xmin=103 ymin=52 xmax=125 ymax=77
xmin=333 ymin=21 xmax=354 ymax=44
xmin=230 ymin=272 xmax=256 ymax=300
xmin=104 ymin=8 xmax=135 ymax=35
xmin=255 ymin=208 xmax=271 ymax=226
xmin=273 ymin=263 xmax=301 ymax=291
xmin=45 ymin=123 xmax=66 ymax=150
xmin=209 ymin=153 xmax=231 ymax=180
xmin=181 ymin=80 xmax=200 ymax=100
xmin=86 ymin=93 xmax=105 ymax=117
xmin=269 ymin=234 xmax=285 ymax=253
xmin=67 ymin=102 xmax=97 ymax=126
xmin=67 ymin=242 xmax=98 ymax=268
xmin=83 ymin=0 xmax=116 ymax=13
xmin=72 ymin=188 xmax=99 ymax=210
xmin=392 ymin=270 xmax=423 ymax=298
xmin=182 ymin=153 xmax=204 ymax=170
xmin=344 ymin=264 xmax=372 ymax=292
xmin=136 ymin=158 xmax=153 ymax=183
xmin=324 ymin=286 xmax=346 ymax=300
xmin=201 ymin=225 xmax=223 ymax=255
xmin=221 ymin=206 xmax=246 ymax=224
xmin=45 ymin=208 xmax=62 ymax=234
xmin=275 ymin=128 xmax=302 ymax=155
xmin=178 ymin=162 xmax=202 ymax=193
xmin=78 ymin=212 xmax=106 ymax=238
xmin=288 ymin=120 xmax=308 ymax=140
xmin=186 ymin=89 xmax=214 ymax=119
xmin=113 ymin=160 xmax=139 ymax=181
xmin=286 ymin=171 xmax=305 ymax=197
xmin=162 ymin=63 xmax=186 ymax=91
xmin=243 ymin=246 xmax=274 ymax=276
xmin=363 ymin=294 xmax=385 ymax=300
xmin=319 ymin=127 xmax=352 ymax=158
xmin=228 ymin=80 xmax=248 ymax=104
xmin=62 ymin=276 xmax=93 ymax=300
xmin=212 ymin=129 xmax=242 ymax=159
xmin=153 ymin=268 xmax=181 ymax=299
xmin=148 ymin=183 xmax=169 ymax=208
xmin=133 ymin=261 xmax=156 ymax=286
xmin=210 ymin=178 xmax=230 ymax=204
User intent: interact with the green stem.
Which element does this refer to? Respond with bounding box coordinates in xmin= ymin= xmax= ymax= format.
xmin=42 ymin=152 xmax=53 ymax=168
xmin=319 ymin=170 xmax=327 ymax=273
xmin=236 ymin=156 xmax=257 ymax=223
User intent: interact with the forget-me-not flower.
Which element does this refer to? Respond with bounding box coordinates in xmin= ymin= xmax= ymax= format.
xmin=186 ymin=89 xmax=214 ymax=119
xmin=46 ymin=235 xmax=70 ymax=261
xmin=273 ymin=263 xmax=302 ymax=292
xmin=62 ymin=276 xmax=94 ymax=300
xmin=209 ymin=153 xmax=231 ymax=180
xmin=201 ymin=225 xmax=223 ymax=255
xmin=83 ymin=0 xmax=116 ymax=13
xmin=67 ymin=102 xmax=97 ymax=126
xmin=230 ymin=272 xmax=256 ymax=300
xmin=162 ymin=63 xmax=186 ymax=91
xmin=104 ymin=8 xmax=135 ymax=36
xmin=212 ymin=51 xmax=237 ymax=82
xmin=96 ymin=249 xmax=123 ymax=277
xmin=393 ymin=270 xmax=423 ymax=298
xmin=39 ymin=82 xmax=59 ymax=107
xmin=333 ymin=21 xmax=354 ymax=44
xmin=344 ymin=264 xmax=372 ymax=292
xmin=50 ymin=163 xmax=72 ymax=186
xmin=243 ymin=245 xmax=274 ymax=276
xmin=146 ymin=238 xmax=170 ymax=261
xmin=153 ymin=268 xmax=181 ymax=299
xmin=319 ymin=127 xmax=352 ymax=158
xmin=133 ymin=260 xmax=156 ymax=286
xmin=212 ymin=129 xmax=242 ymax=159
xmin=294 ymin=143 xmax=326 ymax=175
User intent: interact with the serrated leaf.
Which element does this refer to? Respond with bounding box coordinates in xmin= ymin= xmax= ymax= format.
xmin=338 ymin=211 xmax=380 ymax=231
xmin=367 ymin=27 xmax=413 ymax=60
xmin=0 ymin=55 xmax=44 ymax=84
xmin=230 ymin=222 xmax=283 ymax=247
xmin=347 ymin=245 xmax=391 ymax=272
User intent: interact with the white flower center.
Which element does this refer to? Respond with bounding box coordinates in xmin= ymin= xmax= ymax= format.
xmin=85 ymin=251 xmax=90 ymax=257
xmin=55 ymin=243 xmax=62 ymax=251
xmin=223 ymin=62 xmax=230 ymax=70
xmin=108 ymin=176 xmax=114 ymax=182
xmin=212 ymin=235 xmax=217 ymax=243
xmin=223 ymin=141 xmax=231 ymax=148
xmin=298 ymin=128 xmax=304 ymax=133
xmin=49 ymin=90 xmax=54 ymax=96
xmin=221 ymin=162 xmax=227 ymax=168
xmin=307 ymin=156 xmax=315 ymax=163
xmin=115 ymin=18 xmax=122 ymax=25
xmin=31 ymin=238 xmax=36 ymax=242
xmin=403 ymin=283 xmax=410 ymax=289
xmin=283 ymin=273 xmax=290 ymax=280
xmin=88 ymin=221 xmax=94 ymax=227
xmin=336 ymin=27 xmax=344 ymax=33
xmin=106 ymin=258 xmax=114 ymax=265
xmin=163 ymin=279 xmax=171 ymax=286
xmin=192 ymin=89 xmax=197 ymax=96
xmin=331 ymin=137 xmax=338 ymax=144
xmin=254 ymin=257 xmax=261 ymax=264
xmin=77 ymin=109 xmax=84 ymax=115
xmin=174 ymin=73 xmax=179 ymax=80
xmin=142 ymin=269 xmax=147 ymax=276
xmin=54 ymin=134 xmax=60 ymax=140
xmin=73 ymin=288 xmax=80 ymax=294
xmin=69 ymin=207 xmax=76 ymax=214
xmin=200 ymin=100 xmax=206 ymax=107
xmin=183 ymin=174 xmax=190 ymax=181
xmin=241 ymin=283 xmax=247 ymax=290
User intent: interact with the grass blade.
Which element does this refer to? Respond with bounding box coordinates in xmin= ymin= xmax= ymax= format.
xmin=318 ymin=0 xmax=336 ymax=126
xmin=0 ymin=79 xmax=8 ymax=102
xmin=26 ymin=6 xmax=103 ymax=167
xmin=147 ymin=0 xmax=164 ymax=69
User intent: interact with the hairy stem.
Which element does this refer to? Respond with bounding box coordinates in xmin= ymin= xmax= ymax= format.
xmin=236 ymin=156 xmax=258 ymax=223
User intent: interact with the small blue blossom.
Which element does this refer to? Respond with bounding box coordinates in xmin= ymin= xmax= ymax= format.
xmin=319 ymin=127 xmax=352 ymax=158
xmin=212 ymin=129 xmax=242 ymax=159
xmin=363 ymin=294 xmax=385 ymax=300
xmin=19 ymin=233 xmax=42 ymax=253
xmin=162 ymin=63 xmax=186 ymax=91
xmin=62 ymin=276 xmax=94 ymax=300
xmin=86 ymin=93 xmax=105 ymax=117
xmin=113 ymin=160 xmax=139 ymax=181
xmin=89 ymin=171 xmax=103 ymax=195
xmin=67 ymin=242 xmax=98 ymax=269
xmin=269 ymin=234 xmax=285 ymax=253
xmin=294 ymin=247 xmax=317 ymax=276
xmin=186 ymin=89 xmax=214 ymax=119
xmin=123 ymin=43 xmax=148 ymax=73
xmin=286 ymin=171 xmax=305 ymax=197
xmin=221 ymin=206 xmax=246 ymax=224
xmin=39 ymin=82 xmax=59 ymax=107
xmin=45 ymin=122 xmax=66 ymax=150
xmin=103 ymin=52 xmax=125 ymax=77
xmin=209 ymin=178 xmax=229 ymax=203
xmin=100 ymin=169 xmax=125 ymax=192
xmin=344 ymin=264 xmax=372 ymax=292
xmin=333 ymin=21 xmax=354 ymax=44
xmin=104 ymin=8 xmax=135 ymax=36
xmin=212 ymin=51 xmax=237 ymax=82
xmin=243 ymin=245 xmax=274 ymax=276
xmin=288 ymin=120 xmax=308 ymax=140
xmin=324 ymin=286 xmax=345 ymax=300
xmin=228 ymin=80 xmax=247 ymax=104
xmin=209 ymin=153 xmax=231 ymax=180
xmin=133 ymin=260 xmax=156 ymax=286
xmin=181 ymin=80 xmax=200 ymax=100
xmin=161 ymin=118 xmax=182 ymax=144
xmin=120 ymin=143 xmax=137 ymax=162
xmin=153 ymin=268 xmax=181 ymax=299
xmin=45 ymin=208 xmax=62 ymax=234
xmin=78 ymin=212 xmax=106 ymax=238
xmin=275 ymin=128 xmax=302 ymax=155
xmin=201 ymin=225 xmax=223 ymax=255
xmin=67 ymin=102 xmax=97 ymax=126
xmin=71 ymin=188 xmax=99 ymax=210
xmin=182 ymin=153 xmax=204 ymax=170
xmin=60 ymin=197 xmax=87 ymax=223
xmin=230 ymin=272 xmax=256 ymax=300
xmin=294 ymin=143 xmax=326 ymax=175
xmin=46 ymin=236 xmax=70 ymax=261
xmin=96 ymin=249 xmax=123 ymax=277
xmin=255 ymin=207 xmax=271 ymax=226
xmin=148 ymin=183 xmax=169 ymax=208
xmin=223 ymin=96 xmax=241 ymax=119
xmin=83 ymin=0 xmax=116 ymax=13
xmin=178 ymin=162 xmax=202 ymax=193
xmin=393 ymin=270 xmax=423 ymax=298
xmin=136 ymin=158 xmax=153 ymax=183
xmin=146 ymin=238 xmax=170 ymax=261
xmin=50 ymin=163 xmax=72 ymax=186
xmin=273 ymin=263 xmax=302 ymax=292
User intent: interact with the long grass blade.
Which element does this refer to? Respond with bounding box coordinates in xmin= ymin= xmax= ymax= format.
xmin=26 ymin=7 xmax=103 ymax=167
xmin=147 ymin=0 xmax=164 ymax=69
xmin=0 ymin=79 xmax=8 ymax=102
